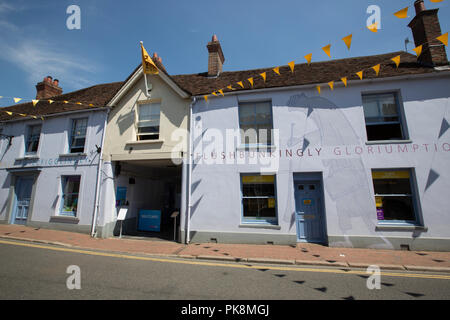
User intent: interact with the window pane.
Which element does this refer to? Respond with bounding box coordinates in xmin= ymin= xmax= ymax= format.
xmin=240 ymin=125 xmax=257 ymax=145
xmin=377 ymin=196 xmax=415 ymax=221
xmin=255 ymin=102 xmax=272 ymax=123
xmin=239 ymin=104 xmax=255 ymax=124
xmin=26 ymin=125 xmax=41 ymax=153
xmin=378 ymin=94 xmax=398 ymax=117
xmin=257 ymin=124 xmax=272 ymax=145
xmin=139 ymin=103 xmax=160 ymax=121
xmin=243 ymin=198 xmax=276 ymax=219
xmin=138 ymin=126 xmax=159 ymax=134
xmin=362 ymin=96 xmax=380 ymax=119
xmin=366 ymin=123 xmax=403 ymax=141
xmin=62 ymin=176 xmax=80 ymax=216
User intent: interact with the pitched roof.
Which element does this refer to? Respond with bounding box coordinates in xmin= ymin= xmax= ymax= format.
xmin=0 ymin=82 xmax=123 ymax=122
xmin=171 ymin=51 xmax=444 ymax=96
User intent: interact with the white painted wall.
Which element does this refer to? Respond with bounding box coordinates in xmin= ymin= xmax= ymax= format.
xmin=189 ymin=74 xmax=450 ymax=247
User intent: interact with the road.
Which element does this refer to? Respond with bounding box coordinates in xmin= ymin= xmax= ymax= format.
xmin=0 ymin=239 xmax=449 ymax=300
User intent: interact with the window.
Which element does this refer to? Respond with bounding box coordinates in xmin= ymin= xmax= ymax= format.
xmin=137 ymin=103 xmax=160 ymax=140
xmin=69 ymin=118 xmax=88 ymax=153
xmin=25 ymin=124 xmax=41 ymax=155
xmin=362 ymin=92 xmax=406 ymax=141
xmin=61 ymin=176 xmax=81 ymax=217
xmin=372 ymin=169 xmax=419 ymax=223
xmin=239 ymin=101 xmax=273 ymax=147
xmin=241 ymin=175 xmax=277 ymax=224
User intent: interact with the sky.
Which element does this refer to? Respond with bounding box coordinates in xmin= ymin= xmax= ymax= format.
xmin=0 ymin=0 xmax=449 ymax=105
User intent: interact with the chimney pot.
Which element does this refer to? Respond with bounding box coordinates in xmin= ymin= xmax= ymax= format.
xmin=212 ymin=34 xmax=218 ymax=42
xmin=36 ymin=76 xmax=62 ymax=99
xmin=207 ymin=34 xmax=225 ymax=77
xmin=53 ymin=79 xmax=59 ymax=87
xmin=414 ymin=0 xmax=426 ymax=15
xmin=153 ymin=52 xmax=158 ymax=59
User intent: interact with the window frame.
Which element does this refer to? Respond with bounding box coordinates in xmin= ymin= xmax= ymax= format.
xmin=136 ymin=102 xmax=161 ymax=141
xmin=69 ymin=118 xmax=88 ymax=154
xmin=361 ymin=91 xmax=409 ymax=142
xmin=59 ymin=175 xmax=81 ymax=217
xmin=25 ymin=124 xmax=42 ymax=155
xmin=238 ymin=100 xmax=274 ymax=149
xmin=240 ymin=173 xmax=278 ymax=225
xmin=371 ymin=168 xmax=422 ymax=226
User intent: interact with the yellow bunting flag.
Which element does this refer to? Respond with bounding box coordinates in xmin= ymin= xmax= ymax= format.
xmin=436 ymin=32 xmax=448 ymax=46
xmin=356 ymin=71 xmax=364 ymax=80
xmin=413 ymin=45 xmax=423 ymax=57
xmin=5 ymin=111 xmax=12 ymax=115
xmin=288 ymin=61 xmax=295 ymax=73
xmin=328 ymin=81 xmax=334 ymax=91
xmin=89 ymin=104 xmax=94 ymax=107
xmin=19 ymin=113 xmax=27 ymax=117
xmin=32 ymin=100 xmax=39 ymax=106
xmin=260 ymin=72 xmax=266 ymax=82
xmin=367 ymin=22 xmax=378 ymax=33
xmin=316 ymin=86 xmax=321 ymax=95
xmin=212 ymin=92 xmax=217 ymax=96
xmin=204 ymin=95 xmax=208 ymax=102
xmin=218 ymin=89 xmax=224 ymax=96
xmin=140 ymin=42 xmax=159 ymax=75
xmin=48 ymin=100 xmax=54 ymax=104
xmin=227 ymin=85 xmax=234 ymax=90
xmin=304 ymin=53 xmax=312 ymax=65
xmin=247 ymin=78 xmax=254 ymax=87
xmin=391 ymin=55 xmax=401 ymax=68
xmin=372 ymin=64 xmax=381 ymax=76
xmin=63 ymin=101 xmax=69 ymax=104
xmin=341 ymin=77 xmax=348 ymax=87
xmin=394 ymin=7 xmax=409 ymax=19
xmin=13 ymin=98 xmax=22 ymax=103
xmin=273 ymin=67 xmax=280 ymax=75
xmin=41 ymin=117 xmax=44 ymax=121
xmin=322 ymin=44 xmax=331 ymax=58
xmin=31 ymin=116 xmax=37 ymax=119
xmin=76 ymin=102 xmax=82 ymax=105
xmin=342 ymin=34 xmax=353 ymax=50
xmin=237 ymin=81 xmax=244 ymax=88
xmin=430 ymin=0 xmax=444 ymax=2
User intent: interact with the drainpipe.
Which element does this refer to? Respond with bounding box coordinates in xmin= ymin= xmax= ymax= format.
xmin=91 ymin=108 xmax=110 ymax=237
xmin=186 ymin=96 xmax=196 ymax=243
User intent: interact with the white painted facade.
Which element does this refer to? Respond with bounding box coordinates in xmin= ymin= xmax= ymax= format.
xmin=186 ymin=73 xmax=450 ymax=250
xmin=0 ymin=109 xmax=108 ymax=234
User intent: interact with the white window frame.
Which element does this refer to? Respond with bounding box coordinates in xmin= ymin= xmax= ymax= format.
xmin=136 ymin=101 xmax=161 ymax=141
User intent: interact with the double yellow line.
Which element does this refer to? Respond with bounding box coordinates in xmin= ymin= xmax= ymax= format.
xmin=1 ymin=239 xmax=449 ymax=280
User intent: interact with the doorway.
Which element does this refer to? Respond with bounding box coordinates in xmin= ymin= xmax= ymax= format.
xmin=11 ymin=176 xmax=34 ymax=225
xmin=294 ymin=174 xmax=327 ymax=243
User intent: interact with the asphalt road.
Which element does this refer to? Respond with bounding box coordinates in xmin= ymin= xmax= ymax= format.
xmin=0 ymin=239 xmax=449 ymax=300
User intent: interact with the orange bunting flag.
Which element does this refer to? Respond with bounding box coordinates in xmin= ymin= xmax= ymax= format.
xmin=341 ymin=77 xmax=348 ymax=87
xmin=260 ymin=72 xmax=267 ymax=82
xmin=227 ymin=85 xmax=234 ymax=90
xmin=328 ymin=81 xmax=334 ymax=91
xmin=288 ymin=61 xmax=295 ymax=73
xmin=436 ymin=32 xmax=448 ymax=46
xmin=48 ymin=100 xmax=54 ymax=104
xmin=204 ymin=95 xmax=208 ymax=102
xmin=32 ymin=100 xmax=39 ymax=106
xmin=63 ymin=101 xmax=69 ymax=104
xmin=394 ymin=7 xmax=409 ymax=19
xmin=218 ymin=89 xmax=224 ymax=96
xmin=430 ymin=0 xmax=444 ymax=2
xmin=237 ymin=81 xmax=244 ymax=88
xmin=413 ymin=45 xmax=423 ymax=57
xmin=247 ymin=78 xmax=254 ymax=87
xmin=342 ymin=34 xmax=353 ymax=50
xmin=13 ymin=98 xmax=22 ymax=103
xmin=356 ymin=71 xmax=364 ymax=80
xmin=367 ymin=22 xmax=378 ymax=33
xmin=273 ymin=67 xmax=280 ymax=75
xmin=391 ymin=55 xmax=401 ymax=68
xmin=304 ymin=53 xmax=312 ymax=65
xmin=322 ymin=44 xmax=331 ymax=58
xmin=372 ymin=64 xmax=381 ymax=76
xmin=316 ymin=86 xmax=321 ymax=95
xmin=76 ymin=102 xmax=82 ymax=105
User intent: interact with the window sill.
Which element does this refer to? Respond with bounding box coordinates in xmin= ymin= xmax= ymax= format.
xmin=375 ymin=224 xmax=427 ymax=232
xmin=16 ymin=155 xmax=39 ymax=161
xmin=59 ymin=153 xmax=87 ymax=158
xmin=126 ymin=140 xmax=164 ymax=145
xmin=50 ymin=215 xmax=79 ymax=224
xmin=239 ymin=224 xmax=281 ymax=230
xmin=366 ymin=140 xmax=412 ymax=145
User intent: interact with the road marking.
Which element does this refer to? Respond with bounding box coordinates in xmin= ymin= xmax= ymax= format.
xmin=1 ymin=239 xmax=449 ymax=280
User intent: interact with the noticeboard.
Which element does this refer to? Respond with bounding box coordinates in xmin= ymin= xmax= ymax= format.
xmin=138 ymin=209 xmax=161 ymax=232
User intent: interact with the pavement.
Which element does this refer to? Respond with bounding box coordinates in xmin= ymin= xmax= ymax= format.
xmin=1 ymin=224 xmax=450 ymax=273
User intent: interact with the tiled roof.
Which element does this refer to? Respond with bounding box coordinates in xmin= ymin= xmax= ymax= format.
xmin=171 ymin=51 xmax=442 ymax=96
xmin=0 ymin=82 xmax=123 ymax=122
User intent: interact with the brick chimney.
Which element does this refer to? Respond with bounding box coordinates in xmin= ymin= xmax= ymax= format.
xmin=408 ymin=0 xmax=448 ymax=66
xmin=35 ymin=76 xmax=63 ymax=99
xmin=207 ymin=35 xmax=225 ymax=77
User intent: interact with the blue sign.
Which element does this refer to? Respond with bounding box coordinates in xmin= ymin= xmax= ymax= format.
xmin=138 ymin=209 xmax=161 ymax=232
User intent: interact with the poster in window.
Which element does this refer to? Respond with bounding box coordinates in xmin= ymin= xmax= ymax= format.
xmin=268 ymin=198 xmax=276 ymax=208
xmin=116 ymin=187 xmax=127 ymax=207
xmin=377 ymin=208 xmax=385 ymax=220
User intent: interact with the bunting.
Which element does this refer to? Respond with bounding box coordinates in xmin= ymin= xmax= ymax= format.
xmin=391 ymin=55 xmax=401 ymax=68
xmin=227 ymin=85 xmax=234 ymax=90
xmin=328 ymin=81 xmax=334 ymax=91
xmin=260 ymin=72 xmax=267 ymax=82
xmin=412 ymin=45 xmax=423 ymax=57
xmin=218 ymin=89 xmax=224 ymax=96
xmin=237 ymin=81 xmax=244 ymax=88
xmin=13 ymin=98 xmax=22 ymax=103
xmin=322 ymin=44 xmax=331 ymax=58
xmin=288 ymin=61 xmax=295 ymax=73
xmin=436 ymin=32 xmax=448 ymax=46
xmin=247 ymin=78 xmax=254 ymax=87
xmin=204 ymin=95 xmax=208 ymax=102
xmin=273 ymin=67 xmax=280 ymax=75
xmin=304 ymin=54 xmax=312 ymax=65
xmin=342 ymin=34 xmax=353 ymax=50
xmin=32 ymin=100 xmax=39 ymax=106
xmin=316 ymin=86 xmax=321 ymax=95
xmin=367 ymin=22 xmax=378 ymax=33
xmin=356 ymin=71 xmax=364 ymax=80
xmin=394 ymin=7 xmax=409 ymax=19
xmin=372 ymin=64 xmax=381 ymax=76
xmin=341 ymin=77 xmax=348 ymax=87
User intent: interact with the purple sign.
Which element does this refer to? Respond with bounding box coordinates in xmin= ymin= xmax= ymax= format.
xmin=377 ymin=208 xmax=385 ymax=220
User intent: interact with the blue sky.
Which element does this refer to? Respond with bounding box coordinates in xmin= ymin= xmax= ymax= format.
xmin=0 ymin=0 xmax=449 ymax=104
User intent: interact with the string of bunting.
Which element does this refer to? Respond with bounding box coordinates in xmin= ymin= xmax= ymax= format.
xmin=203 ymin=0 xmax=448 ymax=102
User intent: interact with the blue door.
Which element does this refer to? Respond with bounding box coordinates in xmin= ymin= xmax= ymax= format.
xmin=12 ymin=177 xmax=34 ymax=225
xmin=294 ymin=181 xmax=326 ymax=243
